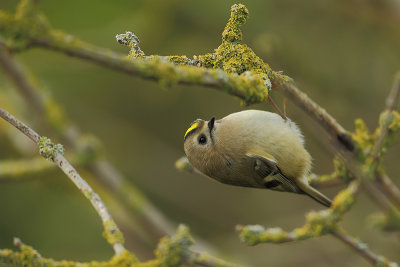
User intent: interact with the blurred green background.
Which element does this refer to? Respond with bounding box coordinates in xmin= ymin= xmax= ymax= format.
xmin=1 ymin=0 xmax=400 ymax=266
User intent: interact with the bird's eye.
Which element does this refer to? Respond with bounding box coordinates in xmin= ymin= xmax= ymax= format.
xmin=198 ymin=134 xmax=207 ymax=145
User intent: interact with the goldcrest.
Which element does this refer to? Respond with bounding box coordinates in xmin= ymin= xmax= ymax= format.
xmin=183 ymin=110 xmax=332 ymax=207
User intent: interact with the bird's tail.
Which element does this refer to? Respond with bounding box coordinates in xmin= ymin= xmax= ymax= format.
xmin=297 ymin=180 xmax=332 ymax=208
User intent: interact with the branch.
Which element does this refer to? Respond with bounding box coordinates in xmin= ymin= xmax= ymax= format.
xmin=236 ymin=180 xmax=359 ymax=245
xmin=377 ymin=173 xmax=400 ymax=207
xmin=33 ymin=31 xmax=268 ymax=105
xmin=0 ymin=157 xmax=54 ymax=178
xmin=331 ymin=228 xmax=395 ymax=266
xmin=371 ymin=73 xmax=400 ymax=161
xmin=0 ymin=226 xmax=240 ymax=267
xmin=0 ymin=107 xmax=125 ymax=255
xmin=371 ymin=74 xmax=400 ymax=206
xmin=0 ymin=238 xmax=137 ymax=267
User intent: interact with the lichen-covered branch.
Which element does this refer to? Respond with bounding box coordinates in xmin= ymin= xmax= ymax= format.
xmin=0 ymin=107 xmax=125 ymax=255
xmin=237 ymin=180 xmax=359 ymax=245
xmin=0 ymin=226 xmax=239 ymax=267
xmin=0 ymin=238 xmax=138 ymax=267
xmin=1 ymin=1 xmax=271 ymax=105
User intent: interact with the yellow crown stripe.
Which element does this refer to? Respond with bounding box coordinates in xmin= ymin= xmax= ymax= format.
xmin=184 ymin=122 xmax=200 ymax=139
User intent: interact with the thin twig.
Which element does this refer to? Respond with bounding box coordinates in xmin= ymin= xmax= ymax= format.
xmin=331 ymin=228 xmax=394 ymax=266
xmin=0 ymin=107 xmax=40 ymax=143
xmin=0 ymin=107 xmax=125 ymax=255
xmin=377 ymin=173 xmax=400 ymax=207
xmin=371 ymin=74 xmax=400 ymax=160
xmin=370 ymin=74 xmax=400 ymax=206
xmin=385 ymin=73 xmax=400 ymax=111
xmin=0 ymin=42 xmax=45 ymax=115
xmin=188 ymin=250 xmax=242 ymax=267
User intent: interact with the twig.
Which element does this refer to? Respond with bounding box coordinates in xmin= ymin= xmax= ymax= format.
xmin=188 ymin=250 xmax=243 ymax=267
xmin=363 ymin=182 xmax=400 ymax=219
xmin=331 ymin=228 xmax=395 ymax=266
xmin=0 ymin=107 xmax=40 ymax=143
xmin=377 ymin=173 xmax=400 ymax=207
xmin=371 ymin=74 xmax=400 ymax=160
xmin=0 ymin=41 xmax=45 ymax=115
xmin=370 ymin=74 xmax=400 ymax=206
xmin=0 ymin=107 xmax=125 ymax=255
xmin=385 ymin=73 xmax=400 ymax=111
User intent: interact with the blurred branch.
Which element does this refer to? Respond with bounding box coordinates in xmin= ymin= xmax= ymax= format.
xmin=371 ymin=74 xmax=400 ymax=206
xmin=0 ymin=157 xmax=54 ymax=178
xmin=377 ymin=173 xmax=400 ymax=207
xmin=331 ymin=228 xmax=394 ymax=266
xmin=0 ymin=107 xmax=125 ymax=255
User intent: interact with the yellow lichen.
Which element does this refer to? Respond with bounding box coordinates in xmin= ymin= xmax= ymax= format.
xmin=331 ymin=187 xmax=355 ymax=214
xmin=154 ymin=225 xmax=194 ymax=266
xmin=108 ymin=250 xmax=139 ymax=266
xmin=102 ymin=220 xmax=125 ymax=245
xmin=351 ymin=118 xmax=373 ymax=160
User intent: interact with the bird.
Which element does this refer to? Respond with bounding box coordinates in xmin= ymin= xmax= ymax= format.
xmin=183 ymin=109 xmax=332 ymax=207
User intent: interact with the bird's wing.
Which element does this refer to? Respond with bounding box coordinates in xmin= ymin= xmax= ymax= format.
xmin=246 ymin=152 xmax=302 ymax=193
